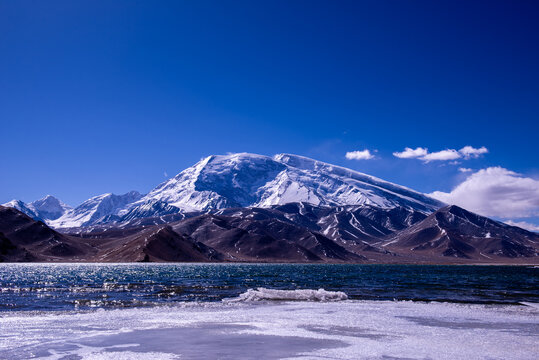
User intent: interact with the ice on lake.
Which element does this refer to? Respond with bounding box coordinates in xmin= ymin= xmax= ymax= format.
xmin=1 ymin=299 xmax=537 ymax=359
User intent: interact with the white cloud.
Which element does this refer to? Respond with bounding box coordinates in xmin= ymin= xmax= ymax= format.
xmin=505 ymin=220 xmax=539 ymax=233
xmin=393 ymin=145 xmax=488 ymax=162
xmin=421 ymin=149 xmax=461 ymax=162
xmin=392 ymin=147 xmax=428 ymax=159
xmin=458 ymin=167 xmax=473 ymax=173
xmin=459 ymin=146 xmax=488 ymax=159
xmin=430 ymin=167 xmax=539 ymax=219
xmin=345 ymin=150 xmax=375 ymax=160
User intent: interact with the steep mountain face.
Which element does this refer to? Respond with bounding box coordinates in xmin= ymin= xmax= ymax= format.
xmin=126 ymin=153 xmax=444 ymax=218
xmin=213 ymin=203 xmax=427 ymax=252
xmin=383 ymin=205 xmax=539 ymax=260
xmin=49 ymin=191 xmax=143 ymax=228
xmin=2 ymin=196 xmax=72 ymax=222
xmin=108 ymin=199 xmax=182 ymax=224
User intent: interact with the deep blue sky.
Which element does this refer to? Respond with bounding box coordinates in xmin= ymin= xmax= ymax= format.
xmin=1 ymin=0 xmax=538 ymax=209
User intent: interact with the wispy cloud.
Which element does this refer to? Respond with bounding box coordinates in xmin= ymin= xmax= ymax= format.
xmin=430 ymin=167 xmax=539 ymax=219
xmin=459 ymin=146 xmax=488 ymax=159
xmin=421 ymin=149 xmax=461 ymax=162
xmin=458 ymin=167 xmax=473 ymax=173
xmin=504 ymin=220 xmax=539 ymax=233
xmin=393 ymin=145 xmax=488 ymax=162
xmin=345 ymin=149 xmax=375 ymax=160
xmin=392 ymin=147 xmax=428 ymax=159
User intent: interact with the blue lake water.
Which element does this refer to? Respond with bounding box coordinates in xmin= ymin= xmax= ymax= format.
xmin=0 ymin=263 xmax=537 ymax=312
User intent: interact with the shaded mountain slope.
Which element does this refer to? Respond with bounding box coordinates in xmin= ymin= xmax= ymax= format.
xmin=0 ymin=206 xmax=95 ymax=261
xmin=383 ymin=205 xmax=539 ymax=260
xmin=1 ymin=204 xmax=537 ymax=264
xmin=170 ymin=212 xmax=365 ymax=262
xmin=93 ymin=225 xmax=222 ymax=262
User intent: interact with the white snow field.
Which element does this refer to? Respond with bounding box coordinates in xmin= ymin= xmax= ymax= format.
xmin=1 ymin=297 xmax=537 ymax=359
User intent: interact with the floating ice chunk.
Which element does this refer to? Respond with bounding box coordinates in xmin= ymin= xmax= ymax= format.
xmin=227 ymin=288 xmax=348 ymax=302
xmin=520 ymin=302 xmax=539 ymax=309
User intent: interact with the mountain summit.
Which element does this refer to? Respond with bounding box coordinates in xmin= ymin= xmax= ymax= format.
xmin=2 ymin=195 xmax=72 ymax=222
xmin=130 ymin=153 xmax=444 ymax=214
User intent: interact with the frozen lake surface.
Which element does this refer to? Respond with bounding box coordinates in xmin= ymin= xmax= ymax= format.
xmin=1 ymin=299 xmax=537 ymax=359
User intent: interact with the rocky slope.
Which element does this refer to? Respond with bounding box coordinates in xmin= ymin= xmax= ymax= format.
xmin=169 ymin=212 xmax=364 ymax=262
xmin=0 ymin=206 xmax=94 ymax=262
xmin=1 ymin=205 xmax=537 ymax=264
xmin=382 ymin=205 xmax=539 ymax=260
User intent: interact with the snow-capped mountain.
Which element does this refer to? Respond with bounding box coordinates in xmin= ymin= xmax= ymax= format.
xmin=128 ymin=153 xmax=444 ymax=215
xmin=4 ymin=153 xmax=445 ymax=228
xmin=2 ymin=195 xmax=72 ymax=222
xmin=48 ymin=191 xmax=142 ymax=228
xmin=2 ymin=200 xmax=40 ymax=220
xmin=29 ymin=195 xmax=72 ymax=220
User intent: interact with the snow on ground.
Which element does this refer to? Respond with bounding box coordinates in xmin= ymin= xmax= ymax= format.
xmin=1 ymin=299 xmax=537 ymax=359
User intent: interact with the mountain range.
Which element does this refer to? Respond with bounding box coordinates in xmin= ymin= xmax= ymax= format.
xmin=1 ymin=153 xmax=537 ymax=264
xmin=4 ymin=153 xmax=444 ymax=228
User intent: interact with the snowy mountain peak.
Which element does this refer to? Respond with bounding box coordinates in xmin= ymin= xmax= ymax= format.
xmin=2 ymin=196 xmax=71 ymax=222
xmin=133 ymin=152 xmax=444 ymax=215
xmin=30 ymin=195 xmax=72 ymax=221
xmin=48 ymin=191 xmax=143 ymax=228
xmin=2 ymin=199 xmax=39 ymax=220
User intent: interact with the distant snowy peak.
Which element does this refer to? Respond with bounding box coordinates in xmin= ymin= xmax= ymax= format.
xmin=2 ymin=200 xmax=40 ymax=220
xmin=136 ymin=152 xmax=444 ymax=214
xmin=49 ymin=191 xmax=143 ymax=228
xmin=1 ymin=195 xmax=71 ymax=222
xmin=29 ymin=195 xmax=72 ymax=220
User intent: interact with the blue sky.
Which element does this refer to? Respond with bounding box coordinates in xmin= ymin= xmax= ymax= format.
xmin=1 ymin=1 xmax=538 ymax=227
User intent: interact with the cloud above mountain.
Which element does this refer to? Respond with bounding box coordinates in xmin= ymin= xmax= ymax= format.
xmin=421 ymin=149 xmax=461 ymax=161
xmin=393 ymin=146 xmax=488 ymax=162
xmin=505 ymin=220 xmax=539 ymax=233
xmin=345 ymin=150 xmax=375 ymax=160
xmin=430 ymin=167 xmax=539 ymax=219
xmin=392 ymin=147 xmax=428 ymax=159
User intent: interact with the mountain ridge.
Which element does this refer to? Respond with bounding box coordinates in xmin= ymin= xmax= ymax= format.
xmin=1 ymin=203 xmax=537 ymax=264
